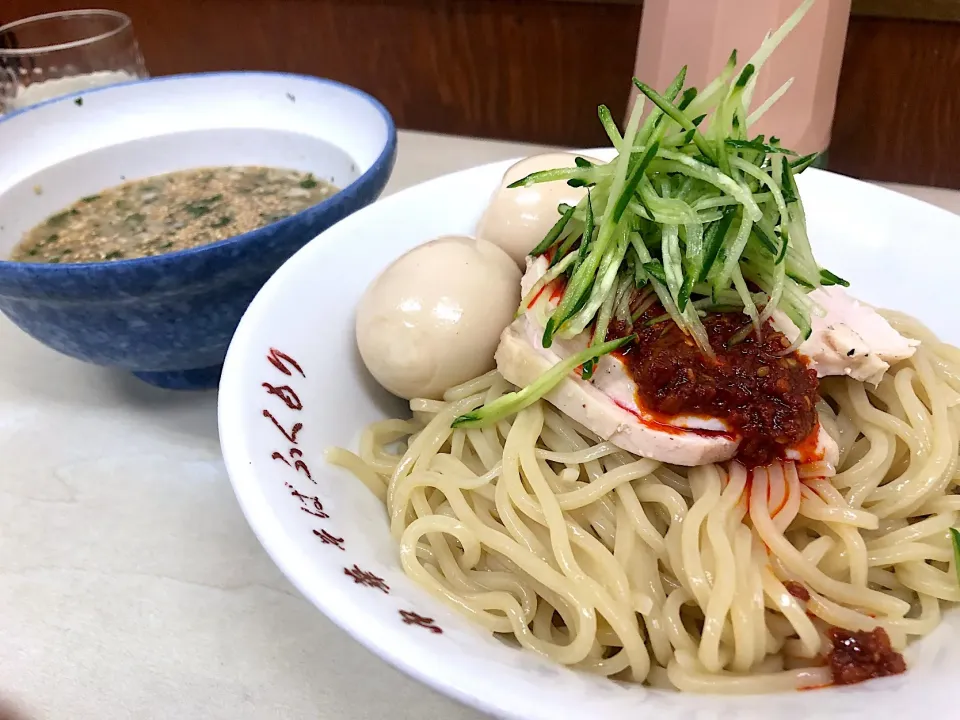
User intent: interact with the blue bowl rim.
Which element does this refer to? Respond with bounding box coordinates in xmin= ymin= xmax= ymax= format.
xmin=0 ymin=70 xmax=398 ymax=275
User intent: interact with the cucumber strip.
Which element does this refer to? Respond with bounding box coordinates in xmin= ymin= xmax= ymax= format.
xmin=546 ymin=87 xmax=641 ymax=347
xmin=664 ymin=65 xmax=688 ymax=101
xmin=551 ymin=220 xmax=585 ymax=267
xmin=693 ymin=192 xmax=773 ymax=211
xmin=680 ymin=298 xmax=713 ymax=357
xmin=612 ymin=142 xmax=660 ymax=223
xmin=733 ymin=107 xmax=749 ymax=138
xmin=642 ymin=260 xmax=668 ymax=285
xmin=713 ymin=210 xmax=754 ymax=290
xmin=687 ymin=49 xmax=738 ymax=116
xmin=783 ymin=244 xmax=819 ymax=289
xmin=698 ymin=206 xmax=738 ymax=282
xmin=789 ymin=152 xmax=819 ymax=173
xmin=628 ymin=237 xmax=651 ymax=283
xmin=783 ymin=200 xmax=819 ymax=281
xmin=734 ymin=63 xmax=755 ymax=90
xmin=625 ymin=200 xmax=655 ymax=222
xmin=598 ymin=105 xmax=623 ymax=148
xmin=613 ymin=272 xmax=635 ymax=327
xmin=631 ymin=288 xmax=659 ymax=322
xmin=741 ymin=0 xmax=815 ymax=108
xmin=677 ymin=272 xmax=695 ymax=312
xmin=654 ymin=151 xmax=762 ymax=221
xmin=678 ymin=87 xmax=698 ymax=111
xmin=574 ymin=190 xmax=596 ymax=271
xmin=634 ymin=263 xmax=649 ymax=289
xmin=638 ymin=178 xmax=699 ymax=226
xmin=451 ymin=334 xmax=637 ymax=429
xmin=609 ymin=95 xmax=646 ymax=205
xmin=759 ymin=253 xmax=787 ymax=323
xmin=684 ymin=220 xmax=705 ymax=260
xmin=530 ymin=203 xmax=577 ymax=256
xmin=508 ymin=167 xmax=596 ymax=189
xmin=633 ymin=78 xmax=719 ymax=166
xmin=731 ymin=265 xmax=760 ymax=331
xmin=646 ymin=274 xmax=685 ymax=329
xmin=751 ymin=223 xmax=779 ymax=256
xmin=661 ymin=225 xmax=684 ymax=306
xmin=584 ymin=279 xmax=620 ymax=379
xmin=662 ymin=129 xmax=694 ymax=148
xmin=775 ymin=227 xmax=789 ymax=264
xmin=731 ymin=156 xmax=789 ymax=225
xmin=629 ymin=194 xmax=712 ymax=225
xmin=516 ymin=252 xmax=578 ymax=318
xmin=780 ymin=156 xmax=799 ymax=205
xmin=552 ymin=210 xmax=583 ymax=246
xmin=746 ymin=77 xmax=794 ymax=127
xmin=543 ymin=247 xmax=602 ymax=347
xmin=743 ymin=266 xmax=812 ymax=340
xmin=563 ymin=185 xmax=613 ymax=225
xmin=726 ymin=320 xmax=757 ymax=348
xmin=726 ymin=138 xmax=798 ymax=156
xmin=636 ymin=67 xmax=686 ymax=149
xmin=820 ymin=268 xmax=850 ymax=287
xmin=561 ymin=230 xmax=631 ymax=338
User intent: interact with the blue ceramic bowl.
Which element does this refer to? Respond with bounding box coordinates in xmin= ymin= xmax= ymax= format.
xmin=0 ymin=72 xmax=396 ymax=389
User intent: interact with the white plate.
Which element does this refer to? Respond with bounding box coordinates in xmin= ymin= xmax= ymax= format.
xmin=218 ymin=154 xmax=960 ymax=720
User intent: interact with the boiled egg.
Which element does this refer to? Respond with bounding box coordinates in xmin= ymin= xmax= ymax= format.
xmin=477 ymin=153 xmax=599 ymax=267
xmin=356 ymin=235 xmax=521 ymax=400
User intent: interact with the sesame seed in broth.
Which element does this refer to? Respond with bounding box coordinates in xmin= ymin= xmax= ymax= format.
xmin=10 ymin=166 xmax=339 ymax=264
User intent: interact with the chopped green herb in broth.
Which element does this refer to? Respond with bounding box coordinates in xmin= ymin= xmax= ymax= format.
xmin=11 ymin=166 xmax=339 ymax=264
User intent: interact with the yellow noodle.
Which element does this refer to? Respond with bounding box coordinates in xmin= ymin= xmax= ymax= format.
xmin=328 ymin=317 xmax=960 ymax=693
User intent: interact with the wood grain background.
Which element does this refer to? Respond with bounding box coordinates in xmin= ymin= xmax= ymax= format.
xmin=3 ymin=1 xmax=960 ymax=188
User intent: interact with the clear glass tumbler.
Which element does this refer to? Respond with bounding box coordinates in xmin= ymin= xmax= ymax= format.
xmin=0 ymin=9 xmax=148 ymax=113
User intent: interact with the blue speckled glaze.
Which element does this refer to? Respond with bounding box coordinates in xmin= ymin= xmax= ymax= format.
xmin=0 ymin=73 xmax=397 ymax=390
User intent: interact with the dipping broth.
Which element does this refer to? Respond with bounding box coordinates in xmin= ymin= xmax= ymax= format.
xmin=10 ymin=166 xmax=339 ymax=264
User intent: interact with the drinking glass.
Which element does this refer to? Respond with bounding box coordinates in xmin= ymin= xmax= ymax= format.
xmin=0 ymin=9 xmax=148 ymax=113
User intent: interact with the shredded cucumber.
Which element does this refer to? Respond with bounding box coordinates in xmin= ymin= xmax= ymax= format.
xmin=475 ymin=0 xmax=840 ymax=391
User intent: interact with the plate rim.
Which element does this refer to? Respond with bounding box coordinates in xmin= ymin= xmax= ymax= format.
xmin=218 ymin=152 xmax=960 ymax=719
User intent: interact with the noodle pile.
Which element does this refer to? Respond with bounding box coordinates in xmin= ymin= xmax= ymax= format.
xmin=328 ymin=312 xmax=960 ymax=693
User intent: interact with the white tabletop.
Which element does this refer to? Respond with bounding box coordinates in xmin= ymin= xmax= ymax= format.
xmin=2 ymin=131 xmax=957 ymax=720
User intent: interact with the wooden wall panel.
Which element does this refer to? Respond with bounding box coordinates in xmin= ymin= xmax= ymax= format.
xmin=829 ymin=17 xmax=960 ymax=188
xmin=3 ymin=1 xmax=960 ymax=187
xmin=1 ymin=0 xmax=642 ymax=148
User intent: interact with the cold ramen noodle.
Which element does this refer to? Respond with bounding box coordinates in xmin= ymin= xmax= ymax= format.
xmin=327 ymin=0 xmax=960 ymax=694
xmin=11 ymin=166 xmax=338 ymax=264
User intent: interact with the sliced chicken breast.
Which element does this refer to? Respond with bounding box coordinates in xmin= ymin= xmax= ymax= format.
xmin=777 ymin=286 xmax=918 ymax=385
xmin=499 ymin=256 xmax=839 ymax=468
xmin=496 ymin=321 xmax=740 ymax=465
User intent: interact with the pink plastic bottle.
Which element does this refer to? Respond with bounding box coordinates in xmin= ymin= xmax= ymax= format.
xmin=630 ymin=0 xmax=851 ymax=156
